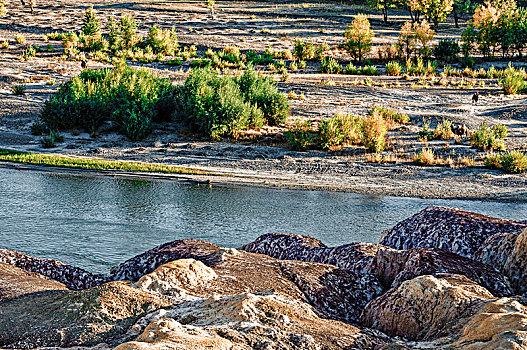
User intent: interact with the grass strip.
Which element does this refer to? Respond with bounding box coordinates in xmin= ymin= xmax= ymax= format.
xmin=0 ymin=149 xmax=213 ymax=176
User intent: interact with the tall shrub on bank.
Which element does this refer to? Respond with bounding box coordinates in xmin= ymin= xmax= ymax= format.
xmin=40 ymin=64 xmax=173 ymax=140
xmin=173 ymin=67 xmax=290 ymax=139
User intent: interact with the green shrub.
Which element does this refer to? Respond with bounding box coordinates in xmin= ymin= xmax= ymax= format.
xmin=433 ymin=40 xmax=460 ymax=63
xmin=40 ymin=130 xmax=63 ymax=148
xmin=320 ymin=56 xmax=342 ymax=74
xmin=21 ymin=45 xmax=37 ymax=60
xmin=147 ymin=25 xmax=179 ymax=56
xmin=285 ymin=121 xmax=312 ymax=151
xmin=246 ymin=49 xmax=275 ymax=65
xmin=12 ymin=84 xmax=26 ymax=96
xmin=30 ymin=122 xmax=49 ymax=136
xmin=361 ymin=65 xmax=378 ymax=75
xmin=502 ymin=64 xmax=526 ymax=95
xmin=237 ymin=68 xmax=289 ymax=126
xmin=293 ymin=40 xmax=315 ymax=61
xmin=174 ymin=67 xmax=289 ymax=139
xmin=470 ymin=122 xmax=507 ymax=151
xmin=500 ymin=151 xmax=527 ymax=173
xmin=362 ymin=109 xmax=387 ymax=152
xmin=40 ymin=65 xmax=173 ymax=139
xmin=485 ymin=150 xmax=527 ymax=174
xmin=418 ymin=118 xmax=434 ymax=141
xmin=385 ymin=61 xmax=402 ymax=76
xmin=318 ymin=114 xmax=363 ymax=149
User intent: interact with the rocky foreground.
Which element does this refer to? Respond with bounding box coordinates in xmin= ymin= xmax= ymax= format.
xmin=1 ymin=206 xmax=527 ymax=349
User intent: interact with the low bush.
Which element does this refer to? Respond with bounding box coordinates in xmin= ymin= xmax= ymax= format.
xmin=245 ymin=49 xmax=275 ymax=65
xmin=11 ymin=84 xmax=26 ymax=96
xmin=470 ymin=122 xmax=507 ymax=151
xmin=318 ymin=114 xmax=363 ymax=150
xmin=320 ymin=56 xmax=342 ymax=74
xmin=362 ymin=109 xmax=387 ymax=152
xmin=285 ymin=121 xmax=312 ymax=151
xmin=484 ymin=150 xmax=527 ymax=174
xmin=385 ymin=61 xmax=402 ymax=76
xmin=414 ymin=148 xmax=436 ymax=165
xmin=502 ymin=64 xmax=526 ymax=95
xmin=146 ymin=25 xmax=179 ymax=56
xmin=433 ymin=119 xmax=455 ymax=140
xmin=40 ymin=130 xmax=63 ymax=148
xmin=371 ymin=106 xmax=409 ymax=127
xmin=293 ymin=40 xmax=315 ymax=61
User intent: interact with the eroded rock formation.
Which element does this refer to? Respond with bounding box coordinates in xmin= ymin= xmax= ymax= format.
xmin=1 ymin=206 xmax=526 ymax=349
xmin=379 ymin=206 xmax=527 ymax=259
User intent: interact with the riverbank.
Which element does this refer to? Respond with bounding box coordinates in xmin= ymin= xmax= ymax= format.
xmin=1 ymin=142 xmax=527 ymax=201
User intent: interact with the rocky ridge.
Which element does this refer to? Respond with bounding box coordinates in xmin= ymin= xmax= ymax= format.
xmin=0 ymin=206 xmax=526 ymax=349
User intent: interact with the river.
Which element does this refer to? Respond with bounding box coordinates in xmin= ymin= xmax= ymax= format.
xmin=1 ymin=168 xmax=526 ymax=273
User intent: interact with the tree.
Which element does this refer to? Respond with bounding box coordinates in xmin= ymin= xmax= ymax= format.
xmin=418 ymin=0 xmax=454 ymax=27
xmin=453 ymin=0 xmax=471 ymax=27
xmin=342 ymin=14 xmax=374 ymax=62
xmin=368 ymin=0 xmax=398 ymax=22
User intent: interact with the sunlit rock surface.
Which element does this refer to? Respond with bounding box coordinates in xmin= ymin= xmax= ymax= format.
xmin=1 ymin=206 xmax=526 ymax=349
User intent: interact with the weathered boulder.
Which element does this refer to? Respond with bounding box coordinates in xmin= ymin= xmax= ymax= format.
xmin=131 ymin=245 xmax=383 ymax=324
xmin=0 ymin=248 xmax=107 ymax=290
xmin=0 ymin=262 xmax=68 ymax=302
xmin=114 ymin=318 xmax=235 ymax=350
xmin=379 ymin=206 xmax=527 ymax=259
xmin=241 ymin=233 xmax=514 ymax=297
xmin=360 ymin=274 xmax=494 ymax=340
xmin=475 ymin=228 xmax=527 ymax=296
xmin=134 ymin=259 xmax=217 ymax=297
xmin=371 ymin=247 xmax=514 ymax=297
xmin=0 ymin=281 xmax=172 ymax=348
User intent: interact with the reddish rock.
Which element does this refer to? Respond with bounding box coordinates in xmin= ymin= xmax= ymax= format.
xmin=370 ymin=247 xmax=514 ymax=297
xmin=475 ymin=228 xmax=527 ymax=295
xmin=379 ymin=206 xmax=527 ymax=259
xmin=0 ymin=248 xmax=107 ymax=290
xmin=360 ymin=274 xmax=494 ymax=340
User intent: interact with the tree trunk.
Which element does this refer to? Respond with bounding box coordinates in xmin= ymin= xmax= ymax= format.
xmin=383 ymin=8 xmax=388 ymax=23
xmin=454 ymin=12 xmax=459 ymax=27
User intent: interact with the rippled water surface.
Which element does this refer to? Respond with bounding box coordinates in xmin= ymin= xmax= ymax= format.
xmin=1 ymin=168 xmax=526 ymax=273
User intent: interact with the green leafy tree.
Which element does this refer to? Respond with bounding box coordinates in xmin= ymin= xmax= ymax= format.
xmin=453 ymin=0 xmax=471 ymax=27
xmin=342 ymin=14 xmax=374 ymax=62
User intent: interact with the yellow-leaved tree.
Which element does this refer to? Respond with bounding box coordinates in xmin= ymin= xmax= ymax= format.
xmin=342 ymin=14 xmax=374 ymax=62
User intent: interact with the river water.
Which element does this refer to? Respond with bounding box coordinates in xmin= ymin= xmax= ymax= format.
xmin=1 ymin=168 xmax=526 ymax=273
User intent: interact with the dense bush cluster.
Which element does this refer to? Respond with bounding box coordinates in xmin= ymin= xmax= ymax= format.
xmin=173 ymin=67 xmax=290 ymax=139
xmin=41 ymin=64 xmax=174 ymax=140
xmin=52 ymin=6 xmax=183 ymax=63
xmin=40 ymin=65 xmax=290 ymax=141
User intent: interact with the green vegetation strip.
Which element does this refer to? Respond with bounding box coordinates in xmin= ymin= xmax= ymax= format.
xmin=0 ymin=149 xmax=213 ymax=176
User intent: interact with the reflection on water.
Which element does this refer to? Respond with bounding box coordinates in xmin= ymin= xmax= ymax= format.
xmin=1 ymin=168 xmax=526 ymax=273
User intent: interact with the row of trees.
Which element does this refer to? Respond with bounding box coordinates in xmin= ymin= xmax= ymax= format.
xmin=463 ymin=0 xmax=527 ymax=58
xmin=368 ymin=0 xmax=471 ymax=27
